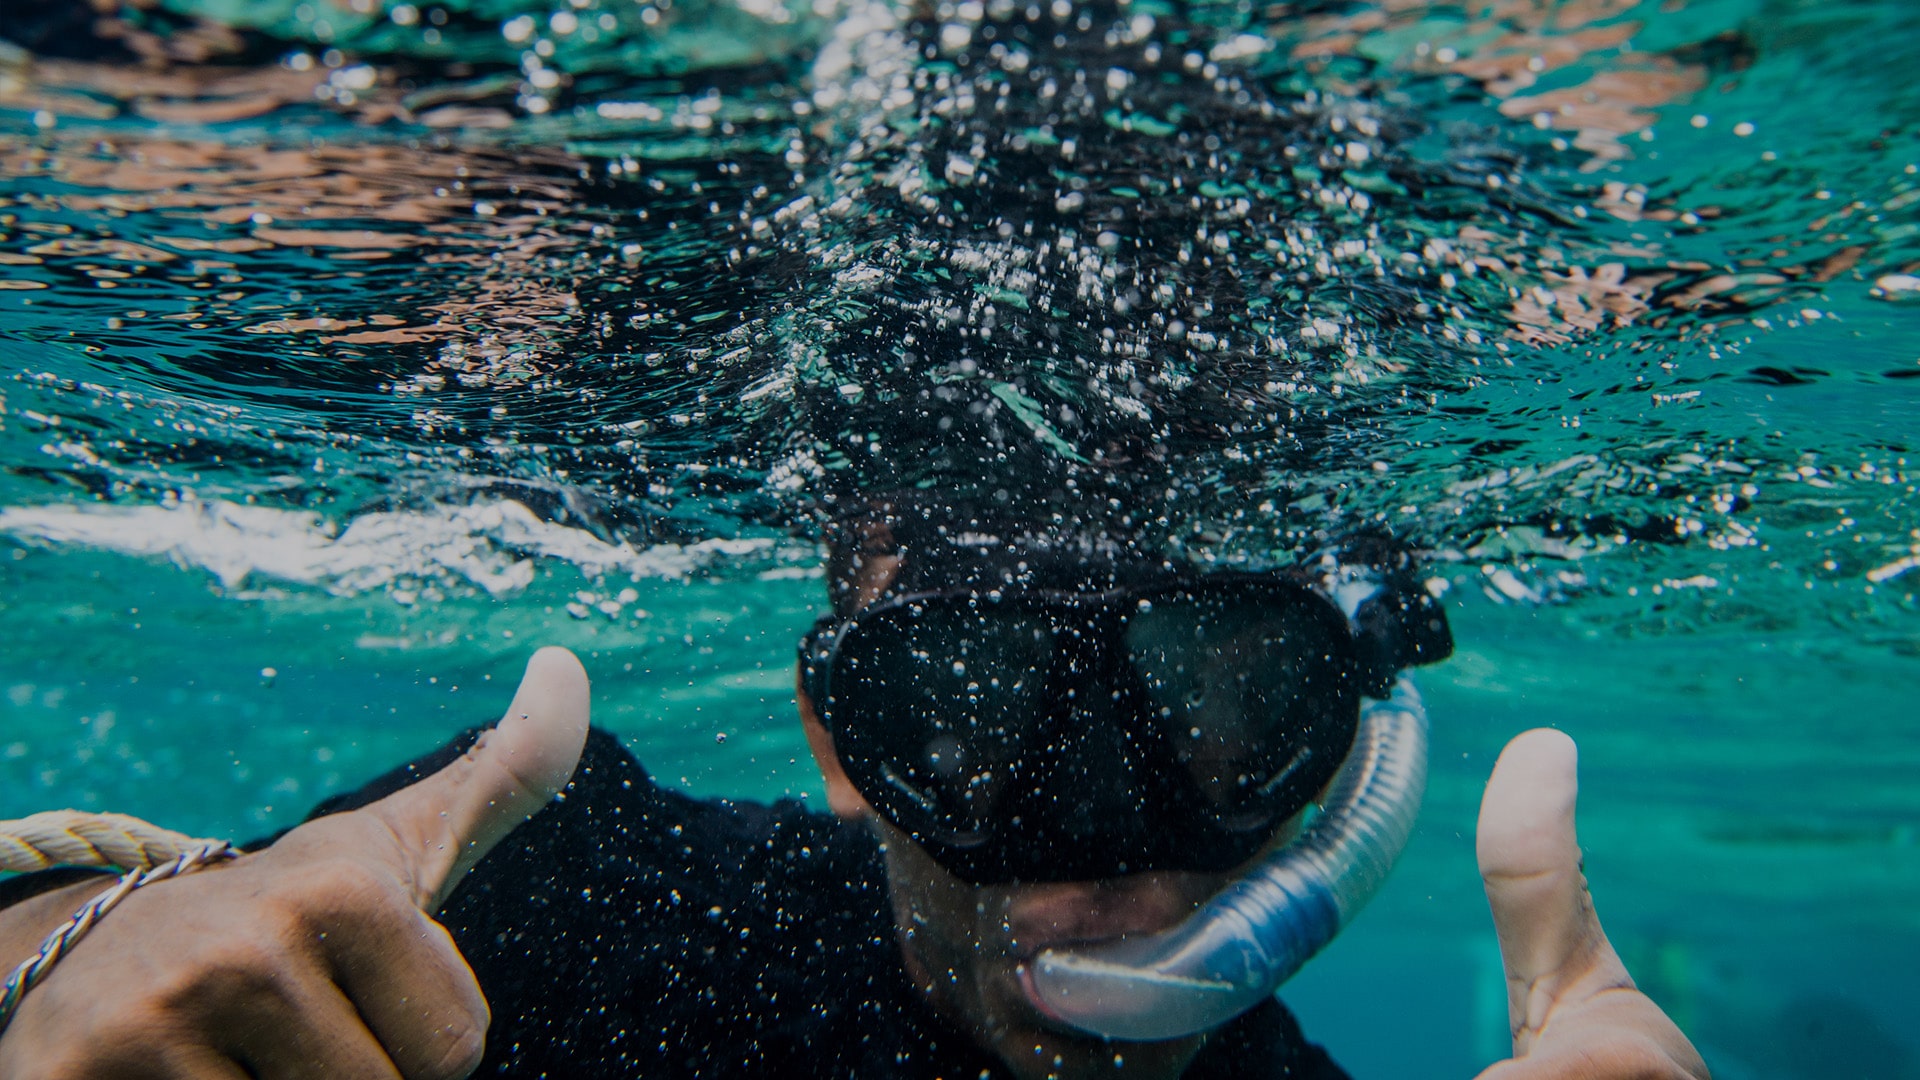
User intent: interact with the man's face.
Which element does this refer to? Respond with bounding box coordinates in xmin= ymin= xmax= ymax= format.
xmin=797 ymin=527 xmax=1308 ymax=1080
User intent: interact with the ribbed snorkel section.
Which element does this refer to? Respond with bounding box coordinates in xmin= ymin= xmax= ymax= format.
xmin=1021 ymin=679 xmax=1428 ymax=1041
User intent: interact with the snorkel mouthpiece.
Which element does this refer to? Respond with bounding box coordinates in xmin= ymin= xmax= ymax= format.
xmin=1022 ymin=679 xmax=1428 ymax=1041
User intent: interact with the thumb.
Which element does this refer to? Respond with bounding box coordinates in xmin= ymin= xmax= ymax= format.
xmin=1476 ymin=728 xmax=1616 ymax=1052
xmin=368 ymin=646 xmax=591 ymax=912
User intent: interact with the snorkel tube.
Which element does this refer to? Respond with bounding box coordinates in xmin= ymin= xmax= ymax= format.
xmin=1021 ymin=678 xmax=1428 ymax=1041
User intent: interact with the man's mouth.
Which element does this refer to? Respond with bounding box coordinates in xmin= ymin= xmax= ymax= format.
xmin=1005 ymin=925 xmax=1144 ymax=965
xmin=1013 ymin=960 xmax=1083 ymax=1034
xmin=1005 ymin=927 xmax=1167 ymax=1036
xmin=974 ymin=875 xmax=1223 ymax=1038
xmin=999 ymin=882 xmax=1199 ymax=959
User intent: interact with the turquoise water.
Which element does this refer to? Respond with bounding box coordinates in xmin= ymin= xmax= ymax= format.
xmin=1 ymin=0 xmax=1917 ymax=1075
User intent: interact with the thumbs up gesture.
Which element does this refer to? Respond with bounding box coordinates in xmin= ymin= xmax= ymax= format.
xmin=1474 ymin=729 xmax=1711 ymax=1080
xmin=0 ymin=647 xmax=591 ymax=1079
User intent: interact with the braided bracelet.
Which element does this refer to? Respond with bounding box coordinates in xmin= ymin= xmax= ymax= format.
xmin=0 ymin=835 xmax=238 ymax=1038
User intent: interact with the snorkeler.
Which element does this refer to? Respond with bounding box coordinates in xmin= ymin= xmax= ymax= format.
xmin=0 ymin=499 xmax=1707 ymax=1079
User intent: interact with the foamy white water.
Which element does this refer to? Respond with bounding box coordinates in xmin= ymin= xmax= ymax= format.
xmin=0 ymin=497 xmax=786 ymax=597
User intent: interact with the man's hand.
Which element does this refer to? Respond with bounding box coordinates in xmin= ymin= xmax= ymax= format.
xmin=0 ymin=646 xmax=591 ymax=1080
xmin=1474 ymin=729 xmax=1709 ymax=1080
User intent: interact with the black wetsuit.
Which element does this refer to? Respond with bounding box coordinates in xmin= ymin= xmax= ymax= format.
xmin=4 ymin=728 xmax=1348 ymax=1078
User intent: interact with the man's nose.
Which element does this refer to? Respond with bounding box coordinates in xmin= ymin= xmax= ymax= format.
xmin=1045 ymin=687 xmax=1155 ymax=835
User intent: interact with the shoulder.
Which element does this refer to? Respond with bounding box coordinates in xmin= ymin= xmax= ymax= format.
xmin=302 ymin=724 xmax=885 ymax=950
xmin=382 ymin=728 xmax=901 ymax=1074
xmin=1186 ymin=997 xmax=1351 ymax=1080
xmin=310 ymin=724 xmax=872 ymax=902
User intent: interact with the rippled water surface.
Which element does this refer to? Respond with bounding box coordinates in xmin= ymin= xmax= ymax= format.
xmin=1 ymin=0 xmax=1917 ymax=1074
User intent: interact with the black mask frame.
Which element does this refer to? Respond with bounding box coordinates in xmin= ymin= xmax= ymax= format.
xmin=798 ymin=572 xmax=1448 ymax=884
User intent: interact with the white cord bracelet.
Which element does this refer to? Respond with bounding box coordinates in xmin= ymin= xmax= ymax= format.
xmin=0 ymin=813 xmax=236 ymax=1037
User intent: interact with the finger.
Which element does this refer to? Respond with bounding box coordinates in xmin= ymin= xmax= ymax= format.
xmin=1473 ymin=1026 xmax=1687 ymax=1080
xmin=5 ymin=1037 xmax=252 ymax=1080
xmin=367 ymin=647 xmax=591 ymax=911
xmin=324 ymin=902 xmax=490 ymax=1080
xmin=1475 ymin=729 xmax=1617 ymax=1048
xmin=138 ymin=1044 xmax=256 ymax=1080
xmin=222 ymin=975 xmax=405 ymax=1080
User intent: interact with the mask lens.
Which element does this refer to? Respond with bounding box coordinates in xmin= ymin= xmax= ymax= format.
xmin=1125 ymin=586 xmax=1356 ymax=829
xmin=821 ymin=580 xmax=1360 ymax=883
xmin=827 ymin=599 xmax=1056 ymax=844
